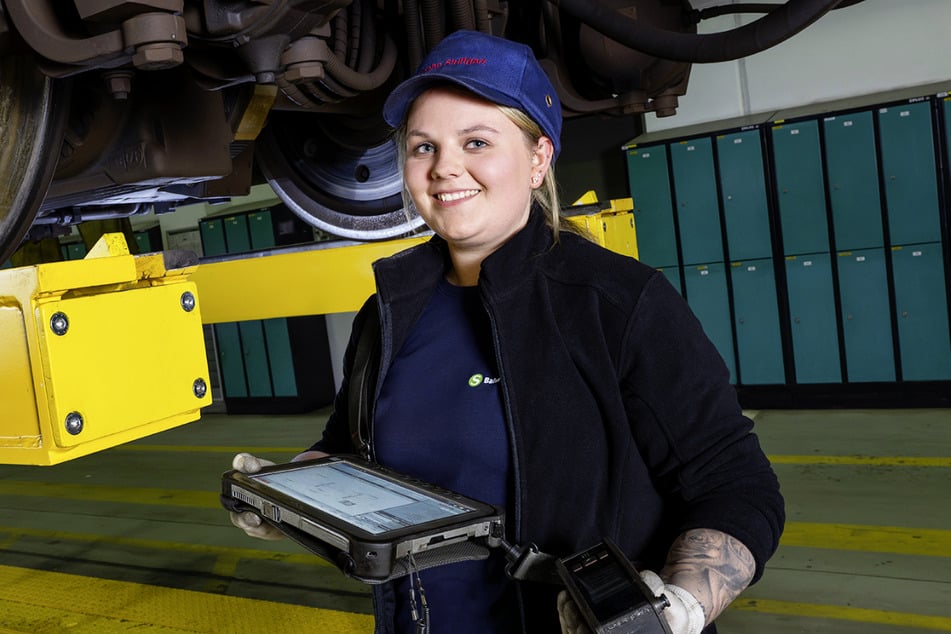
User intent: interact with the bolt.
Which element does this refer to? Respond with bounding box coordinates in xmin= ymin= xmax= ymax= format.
xmin=193 ymin=378 xmax=207 ymax=399
xmin=65 ymin=412 xmax=84 ymax=435
xmin=132 ymin=43 xmax=183 ymax=70
xmin=103 ymin=70 xmax=134 ymax=100
xmin=50 ymin=312 xmax=69 ymax=335
xmin=180 ymin=291 xmax=196 ymax=312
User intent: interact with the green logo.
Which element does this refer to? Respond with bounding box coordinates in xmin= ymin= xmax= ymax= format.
xmin=468 ymin=373 xmax=483 ymax=387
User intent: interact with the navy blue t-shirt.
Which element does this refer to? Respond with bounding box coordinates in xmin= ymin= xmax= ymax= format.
xmin=375 ymin=278 xmax=517 ymax=633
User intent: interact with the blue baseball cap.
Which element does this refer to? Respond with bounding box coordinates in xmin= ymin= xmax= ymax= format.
xmin=383 ymin=30 xmax=563 ymax=158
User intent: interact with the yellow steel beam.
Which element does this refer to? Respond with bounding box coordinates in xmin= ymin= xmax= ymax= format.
xmin=190 ymin=237 xmax=428 ymax=323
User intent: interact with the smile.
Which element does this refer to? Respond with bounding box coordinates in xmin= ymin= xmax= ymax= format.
xmin=435 ymin=189 xmax=480 ymax=202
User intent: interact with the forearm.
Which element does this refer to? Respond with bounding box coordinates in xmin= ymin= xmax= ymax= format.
xmin=660 ymin=528 xmax=756 ymax=625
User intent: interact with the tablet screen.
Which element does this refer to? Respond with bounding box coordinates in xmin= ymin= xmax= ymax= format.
xmin=251 ymin=460 xmax=474 ymax=535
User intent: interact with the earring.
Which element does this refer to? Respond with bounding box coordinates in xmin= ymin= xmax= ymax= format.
xmin=531 ymin=174 xmax=540 ymax=184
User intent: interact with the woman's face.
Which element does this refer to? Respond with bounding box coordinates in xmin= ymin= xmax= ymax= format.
xmin=403 ymin=86 xmax=552 ymax=261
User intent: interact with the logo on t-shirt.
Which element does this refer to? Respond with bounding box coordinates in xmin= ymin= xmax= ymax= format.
xmin=467 ymin=373 xmax=500 ymax=387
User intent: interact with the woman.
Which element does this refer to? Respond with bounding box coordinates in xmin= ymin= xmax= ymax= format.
xmin=232 ymin=29 xmax=784 ymax=634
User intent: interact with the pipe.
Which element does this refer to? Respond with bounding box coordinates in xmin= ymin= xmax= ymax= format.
xmin=552 ymin=0 xmax=844 ymax=63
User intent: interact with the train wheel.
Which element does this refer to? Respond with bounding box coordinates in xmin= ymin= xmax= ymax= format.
xmin=255 ymin=110 xmax=425 ymax=241
xmin=0 ymin=55 xmax=69 ymax=263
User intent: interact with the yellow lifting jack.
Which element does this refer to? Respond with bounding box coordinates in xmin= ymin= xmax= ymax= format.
xmin=0 ymin=233 xmax=211 ymax=465
xmin=0 ymin=198 xmax=636 ymax=465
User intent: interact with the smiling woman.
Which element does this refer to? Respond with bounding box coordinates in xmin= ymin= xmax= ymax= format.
xmin=399 ymin=86 xmax=549 ymax=285
xmin=227 ymin=29 xmax=785 ymax=634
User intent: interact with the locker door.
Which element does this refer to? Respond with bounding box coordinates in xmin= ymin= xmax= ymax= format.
xmin=731 ymin=259 xmax=785 ymax=385
xmin=878 ymin=101 xmax=941 ymax=245
xmin=199 ymin=219 xmax=227 ymax=256
xmin=944 ymin=97 xmax=951 ymax=178
xmin=837 ymin=249 xmax=895 ymax=382
xmin=239 ymin=321 xmax=273 ymax=397
xmin=771 ymin=120 xmax=830 ymax=256
xmin=823 ymin=112 xmax=884 ymax=250
xmin=134 ymin=231 xmax=152 ymax=253
xmin=657 ymin=266 xmax=682 ymax=296
xmin=626 ymin=146 xmax=679 ymax=268
xmin=785 ymin=253 xmax=842 ymax=383
xmin=717 ymin=129 xmax=772 ymax=261
xmin=670 ymin=137 xmax=723 ymax=266
xmin=248 ymin=208 xmax=298 ymax=396
xmin=684 ymin=263 xmax=736 ymax=382
xmin=224 ymin=215 xmax=251 ymax=253
xmin=248 ymin=210 xmax=275 ymax=250
xmin=215 ymin=323 xmax=247 ymax=398
xmin=891 ymin=243 xmax=951 ymax=380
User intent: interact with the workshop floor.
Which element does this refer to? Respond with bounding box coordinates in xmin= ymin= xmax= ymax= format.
xmin=0 ymin=408 xmax=949 ymax=633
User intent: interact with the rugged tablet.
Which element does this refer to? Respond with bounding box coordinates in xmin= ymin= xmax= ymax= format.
xmin=221 ymin=455 xmax=504 ymax=583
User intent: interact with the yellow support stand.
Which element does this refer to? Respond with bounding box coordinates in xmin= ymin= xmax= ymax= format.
xmin=0 ymin=234 xmax=211 ymax=465
xmin=565 ymin=193 xmax=639 ymax=259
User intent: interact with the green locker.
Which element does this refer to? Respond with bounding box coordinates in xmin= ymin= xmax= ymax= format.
xmin=657 ymin=266 xmax=682 ymax=296
xmin=837 ymin=248 xmax=895 ymax=382
xmin=224 ymin=215 xmax=251 ymax=252
xmin=216 ymin=323 xmax=247 ymax=398
xmin=822 ymin=112 xmax=884 ymax=250
xmin=731 ymin=258 xmax=785 ymax=385
xmin=134 ymin=231 xmax=150 ymax=253
xmin=891 ymin=243 xmax=951 ymax=380
xmin=66 ymin=242 xmax=87 ymax=260
xmin=684 ymin=262 xmax=736 ymax=383
xmin=248 ymin=208 xmax=298 ymax=396
xmin=944 ymin=97 xmax=951 ymax=178
xmin=670 ymin=137 xmax=723 ymax=266
xmin=238 ymin=321 xmax=272 ymax=397
xmin=626 ymin=145 xmax=679 ymax=268
xmin=785 ymin=253 xmax=842 ymax=383
xmin=771 ymin=120 xmax=830 ymax=256
xmin=716 ymin=130 xmax=772 ymax=261
xmin=265 ymin=319 xmax=298 ymax=397
xmin=248 ymin=209 xmax=274 ymax=249
xmin=199 ymin=219 xmax=227 ymax=256
xmin=878 ymin=101 xmax=941 ymax=246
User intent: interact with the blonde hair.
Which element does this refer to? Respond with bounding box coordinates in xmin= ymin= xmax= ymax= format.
xmin=392 ymin=90 xmax=576 ymax=242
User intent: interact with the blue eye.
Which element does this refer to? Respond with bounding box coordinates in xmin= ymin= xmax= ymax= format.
xmin=412 ymin=142 xmax=435 ymax=155
xmin=466 ymin=139 xmax=488 ymax=149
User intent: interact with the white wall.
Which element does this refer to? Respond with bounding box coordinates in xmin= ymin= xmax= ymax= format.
xmin=646 ymin=0 xmax=951 ymax=132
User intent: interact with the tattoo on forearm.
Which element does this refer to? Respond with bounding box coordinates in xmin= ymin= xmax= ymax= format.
xmin=660 ymin=529 xmax=756 ymax=625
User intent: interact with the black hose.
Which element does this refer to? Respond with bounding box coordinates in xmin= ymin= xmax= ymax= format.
xmin=553 ymin=0 xmax=844 ymax=63
xmin=689 ymin=0 xmax=865 ymax=23
xmin=448 ymin=0 xmax=476 ymax=31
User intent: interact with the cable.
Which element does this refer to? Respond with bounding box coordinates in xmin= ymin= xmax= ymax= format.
xmin=551 ymin=0 xmax=845 ymax=62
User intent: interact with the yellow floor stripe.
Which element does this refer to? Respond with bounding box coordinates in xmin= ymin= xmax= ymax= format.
xmin=781 ymin=522 xmax=951 ymax=558
xmin=769 ymin=454 xmax=951 ymax=467
xmin=0 ymin=480 xmax=218 ymax=508
xmin=119 ymin=444 xmax=305 ymax=455
xmin=731 ymin=598 xmax=951 ymax=631
xmin=0 ymin=525 xmax=323 ymax=566
xmin=0 ymin=564 xmax=372 ymax=634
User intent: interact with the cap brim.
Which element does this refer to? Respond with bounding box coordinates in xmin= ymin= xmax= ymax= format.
xmin=382 ymin=74 xmax=523 ymax=129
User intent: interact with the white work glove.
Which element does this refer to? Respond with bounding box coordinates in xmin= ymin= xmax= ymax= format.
xmin=228 ymin=453 xmax=285 ymax=541
xmin=557 ymin=571 xmax=705 ymax=634
xmin=557 ymin=589 xmax=591 ymax=634
xmin=640 ymin=570 xmax=706 ymax=634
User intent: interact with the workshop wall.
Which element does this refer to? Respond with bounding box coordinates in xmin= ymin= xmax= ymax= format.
xmin=647 ymin=0 xmax=951 ymax=132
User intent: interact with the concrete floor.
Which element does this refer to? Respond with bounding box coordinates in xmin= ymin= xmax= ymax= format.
xmin=1 ymin=407 xmax=949 ymax=632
